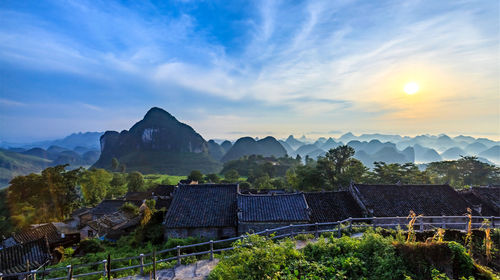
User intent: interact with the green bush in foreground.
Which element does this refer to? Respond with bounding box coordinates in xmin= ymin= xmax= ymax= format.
xmin=208 ymin=232 xmax=498 ymax=280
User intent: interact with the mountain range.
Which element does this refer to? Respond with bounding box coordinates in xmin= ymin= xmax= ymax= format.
xmin=0 ymin=107 xmax=498 ymax=187
xmin=282 ymin=133 xmax=499 ymax=167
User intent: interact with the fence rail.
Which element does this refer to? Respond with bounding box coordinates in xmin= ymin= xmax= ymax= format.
xmin=2 ymin=215 xmax=498 ymax=280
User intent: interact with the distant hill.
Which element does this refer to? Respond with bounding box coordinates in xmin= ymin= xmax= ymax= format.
xmin=441 ymin=147 xmax=468 ymax=160
xmin=464 ymin=142 xmax=488 ymax=155
xmin=295 ymin=144 xmax=321 ymax=157
xmin=1 ymin=132 xmax=103 ymax=150
xmin=220 ymin=140 xmax=233 ymax=153
xmin=321 ymin=138 xmax=342 ymax=151
xmin=0 ymin=149 xmax=52 ymax=187
xmin=93 ymin=107 xmax=221 ymax=174
xmin=222 ymin=136 xmax=286 ymax=162
xmin=413 ymin=144 xmax=442 ymax=163
xmin=479 ymin=145 xmax=500 ymax=164
xmin=278 ymin=140 xmax=295 ymax=156
xmin=207 ymin=140 xmax=226 ymax=161
xmin=285 ymin=135 xmax=305 ymax=150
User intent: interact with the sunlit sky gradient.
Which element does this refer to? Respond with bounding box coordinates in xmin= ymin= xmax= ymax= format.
xmin=0 ymin=0 xmax=499 ymax=142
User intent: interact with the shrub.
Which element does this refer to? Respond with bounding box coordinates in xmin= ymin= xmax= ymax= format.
xmin=294 ymin=233 xmax=314 ymax=241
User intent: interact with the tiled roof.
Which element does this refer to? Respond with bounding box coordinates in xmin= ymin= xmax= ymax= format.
xmin=164 ymin=184 xmax=238 ymax=228
xmin=305 ymin=191 xmax=364 ymax=222
xmin=237 ymin=193 xmax=310 ymax=222
xmin=155 ymin=198 xmax=172 ymax=210
xmin=91 ymin=200 xmax=143 ymax=217
xmin=351 ymin=184 xmax=475 ymax=217
xmin=471 ymin=187 xmax=500 ymax=213
xmin=71 ymin=207 xmax=91 ymax=217
xmin=459 ymin=190 xmax=498 ymax=216
xmin=87 ymin=211 xmax=140 ymax=236
xmin=13 ymin=223 xmax=61 ymax=244
xmin=124 ymin=192 xmax=151 ymax=200
xmin=0 ymin=237 xmax=51 ymax=274
xmin=152 ymin=185 xmax=177 ymax=196
xmin=239 ymin=189 xmax=289 ymax=195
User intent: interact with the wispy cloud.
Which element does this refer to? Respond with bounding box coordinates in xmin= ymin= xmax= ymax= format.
xmin=0 ymin=0 xmax=498 ymax=141
xmin=0 ymin=98 xmax=25 ymax=106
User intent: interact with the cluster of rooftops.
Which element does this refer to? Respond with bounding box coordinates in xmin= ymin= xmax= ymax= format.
xmin=1 ymin=182 xmax=498 ymax=274
xmin=163 ymin=183 xmax=499 ymax=233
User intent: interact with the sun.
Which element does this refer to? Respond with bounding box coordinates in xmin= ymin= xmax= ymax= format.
xmin=404 ymin=82 xmax=419 ymax=95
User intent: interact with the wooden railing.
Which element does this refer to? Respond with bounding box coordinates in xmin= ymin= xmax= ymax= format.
xmin=2 ymin=215 xmax=498 ymax=280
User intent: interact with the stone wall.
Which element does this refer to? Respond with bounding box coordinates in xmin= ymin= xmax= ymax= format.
xmin=238 ymin=222 xmax=309 ymax=235
xmin=164 ymin=226 xmax=237 ymax=240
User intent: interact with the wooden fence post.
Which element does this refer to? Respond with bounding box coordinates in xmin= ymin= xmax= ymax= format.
xmin=419 ymin=219 xmax=424 ymax=232
xmin=372 ymin=217 xmax=376 ymax=229
xmin=176 ymin=246 xmax=181 ymax=265
xmin=209 ymin=240 xmax=214 ymax=261
xmin=314 ymin=223 xmax=318 ymax=238
xmin=337 ymin=223 xmax=342 ymax=238
xmin=153 ymin=249 xmax=157 ymax=280
xmin=66 ymin=265 xmax=72 ymax=280
xmin=491 ymin=216 xmax=495 ymax=227
xmin=139 ymin=254 xmax=145 ymax=275
xmin=442 ymin=215 xmax=446 ymax=229
xmin=26 ymin=259 xmax=30 ymax=280
xmin=102 ymin=259 xmax=107 ymax=277
xmin=348 ymin=218 xmax=352 ymax=235
xmin=107 ymin=254 xmax=111 ymax=280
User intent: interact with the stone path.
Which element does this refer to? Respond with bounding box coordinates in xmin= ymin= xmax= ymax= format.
xmin=116 ymin=259 xmax=219 ymax=280
xmin=117 ymin=234 xmax=361 ymax=279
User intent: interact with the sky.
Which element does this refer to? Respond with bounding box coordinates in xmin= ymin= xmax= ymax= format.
xmin=0 ymin=0 xmax=499 ymax=142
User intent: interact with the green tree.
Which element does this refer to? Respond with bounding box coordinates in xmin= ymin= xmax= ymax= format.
xmin=316 ymin=145 xmax=357 ymax=189
xmin=119 ymin=163 xmax=127 ymax=173
xmin=205 ymin=173 xmax=220 ymax=183
xmin=108 ymin=173 xmax=128 ymax=198
xmin=7 ymin=165 xmax=82 ymax=229
xmin=188 ymin=170 xmax=204 ymax=182
xmin=127 ymin=171 xmax=145 ymax=192
xmin=224 ymin=169 xmax=240 ymax=182
xmin=254 ymin=175 xmax=272 ymax=189
xmin=111 ymin=157 xmax=120 ymax=171
xmin=368 ymin=162 xmax=430 ymax=184
xmin=79 ymin=168 xmax=113 ymax=206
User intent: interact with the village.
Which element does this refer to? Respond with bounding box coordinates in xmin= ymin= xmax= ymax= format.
xmin=1 ymin=180 xmax=499 ymax=276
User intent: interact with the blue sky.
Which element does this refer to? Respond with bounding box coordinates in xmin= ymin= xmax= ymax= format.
xmin=0 ymin=0 xmax=498 ymax=142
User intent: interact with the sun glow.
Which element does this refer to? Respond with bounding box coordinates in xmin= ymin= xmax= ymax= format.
xmin=404 ymin=82 xmax=419 ymax=95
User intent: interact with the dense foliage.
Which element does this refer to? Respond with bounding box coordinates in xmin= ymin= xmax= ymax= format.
xmin=209 ymin=231 xmax=498 ymax=280
xmin=221 ymin=145 xmax=500 ymax=191
xmin=1 ymin=167 xmax=184 ymax=234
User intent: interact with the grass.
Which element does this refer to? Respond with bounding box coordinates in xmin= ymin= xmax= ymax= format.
xmin=143 ymin=174 xmax=187 ymax=185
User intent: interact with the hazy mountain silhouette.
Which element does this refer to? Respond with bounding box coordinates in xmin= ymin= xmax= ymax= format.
xmin=222 ymin=136 xmax=286 ymax=162
xmin=285 ymin=135 xmax=305 ymax=150
xmin=441 ymin=147 xmax=468 ymax=160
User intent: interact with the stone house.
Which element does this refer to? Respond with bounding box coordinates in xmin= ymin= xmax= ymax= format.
xmin=163 ymin=184 xmax=238 ymax=239
xmin=237 ymin=193 xmax=310 ymax=235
